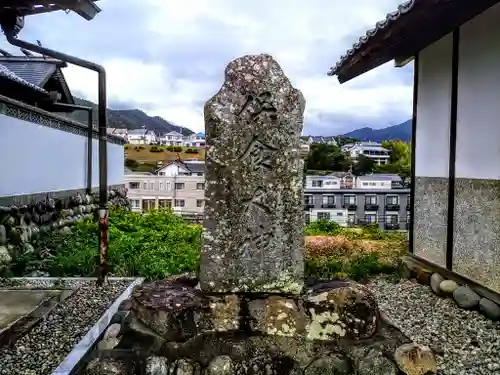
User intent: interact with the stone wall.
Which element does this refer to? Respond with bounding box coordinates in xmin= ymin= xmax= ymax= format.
xmin=0 ymin=186 xmax=129 ymax=276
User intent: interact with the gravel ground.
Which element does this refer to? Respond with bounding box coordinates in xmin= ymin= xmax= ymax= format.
xmin=367 ymin=278 xmax=500 ymax=375
xmin=0 ymin=279 xmax=132 ymax=375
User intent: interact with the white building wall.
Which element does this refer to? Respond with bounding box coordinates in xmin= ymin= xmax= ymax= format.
xmin=455 ymin=3 xmax=500 ymax=180
xmin=415 ymin=33 xmax=453 ymax=178
xmin=0 ymin=114 xmax=124 ymax=197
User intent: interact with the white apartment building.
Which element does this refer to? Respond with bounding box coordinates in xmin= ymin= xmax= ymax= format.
xmin=341 ymin=142 xmax=390 ymax=165
xmin=159 ymin=131 xmax=206 ymax=147
xmin=127 ymin=129 xmax=158 ymax=145
xmin=125 ymin=160 xmax=205 ymax=215
xmin=355 ymin=174 xmax=393 ymax=189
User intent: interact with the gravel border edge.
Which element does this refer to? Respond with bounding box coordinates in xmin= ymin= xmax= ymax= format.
xmin=49 ymin=277 xmax=145 ymax=375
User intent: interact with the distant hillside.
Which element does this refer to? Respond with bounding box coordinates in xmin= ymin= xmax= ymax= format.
xmin=66 ymin=97 xmax=194 ymax=136
xmin=340 ymin=119 xmax=412 ymax=142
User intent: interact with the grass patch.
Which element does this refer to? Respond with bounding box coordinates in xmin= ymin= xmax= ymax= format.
xmin=7 ymin=211 xmax=406 ymax=282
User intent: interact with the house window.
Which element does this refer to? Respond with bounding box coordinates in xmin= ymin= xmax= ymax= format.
xmin=197 ymin=172 xmax=204 ymax=176
xmin=149 ymin=182 xmax=154 ymax=190
xmin=159 ymin=172 xmax=166 ymax=176
xmin=365 ymin=195 xmax=377 ymax=205
xmin=304 ymin=195 xmax=313 ymax=205
xmin=386 ymin=214 xmax=398 ymax=223
xmin=142 ymin=199 xmax=156 ymax=212
xmin=362 ymin=182 xmax=368 ymax=186
xmin=318 ymin=212 xmax=330 ymax=220
xmin=174 ymin=199 xmax=185 ymax=207
xmin=305 ymin=213 xmax=310 ymax=224
xmin=129 ymin=182 xmax=140 ymax=189
xmin=196 ymin=199 xmax=204 ymax=208
xmin=343 ymin=195 xmax=356 ymax=205
xmin=312 ymin=180 xmax=323 ymax=187
xmin=365 ymin=214 xmax=377 ymax=223
xmin=130 ymin=199 xmax=139 ymax=208
xmin=197 ymin=183 xmax=205 ymax=190
xmin=143 ymin=182 xmax=148 ymax=189
xmin=322 ymin=195 xmax=335 ymax=206
xmin=175 ymin=183 xmax=185 ymax=190
xmin=407 ymin=195 xmax=411 ymax=206
xmin=386 ymin=196 xmax=399 ymax=205
xmin=159 ymin=182 xmax=163 ymax=190
xmin=158 ymin=199 xmax=172 ymax=208
xmin=336 ymin=212 xmax=343 ymax=216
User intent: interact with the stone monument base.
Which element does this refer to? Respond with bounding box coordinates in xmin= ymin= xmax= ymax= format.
xmin=84 ymin=274 xmax=437 ymax=375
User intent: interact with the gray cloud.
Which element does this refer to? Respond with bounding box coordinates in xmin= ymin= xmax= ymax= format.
xmin=0 ymin=0 xmax=412 ymax=135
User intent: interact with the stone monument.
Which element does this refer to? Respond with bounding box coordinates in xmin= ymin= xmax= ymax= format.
xmin=199 ymin=53 xmax=305 ymax=294
xmin=84 ymin=55 xmax=437 ymax=375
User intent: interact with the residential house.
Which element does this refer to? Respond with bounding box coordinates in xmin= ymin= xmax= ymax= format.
xmin=127 ymin=128 xmax=158 ymax=145
xmin=341 ymin=142 xmax=390 ymax=165
xmin=301 ymin=135 xmax=338 ymax=146
xmin=184 ymin=132 xmax=206 ymax=147
xmin=126 ymin=160 xmax=205 ymax=216
xmin=329 ymin=0 xmax=500 ymax=293
xmin=355 ymin=174 xmax=393 ymax=190
xmin=107 ymin=128 xmax=128 ymax=140
xmin=161 ymin=131 xmax=184 ymax=146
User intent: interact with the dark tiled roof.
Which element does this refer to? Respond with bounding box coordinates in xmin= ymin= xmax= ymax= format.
xmin=328 ymin=0 xmax=416 ymax=77
xmin=328 ymin=0 xmax=500 ymax=83
xmin=184 ymin=162 xmax=205 ymax=174
xmin=0 ymin=60 xmax=57 ymax=86
xmin=0 ymin=64 xmax=48 ymax=93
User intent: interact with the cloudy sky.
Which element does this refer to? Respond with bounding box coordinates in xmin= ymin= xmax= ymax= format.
xmin=1 ymin=0 xmax=413 ymax=135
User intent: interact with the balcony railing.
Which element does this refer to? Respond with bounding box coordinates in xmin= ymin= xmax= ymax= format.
xmin=304 ymin=203 xmax=314 ymax=209
xmin=343 ymin=203 xmax=357 ymax=210
xmin=384 ymin=223 xmax=400 ymax=230
xmin=406 ymin=204 xmax=411 ymax=210
xmin=321 ymin=203 xmax=335 ymax=208
xmin=364 ymin=204 xmax=379 ymax=211
xmin=385 ymin=204 xmax=400 ymax=211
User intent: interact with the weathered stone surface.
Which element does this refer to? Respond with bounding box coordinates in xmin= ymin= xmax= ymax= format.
xmin=479 ymin=297 xmax=500 ymax=320
xmin=200 ymin=53 xmax=305 ymax=294
xmin=104 ymin=323 xmax=122 ymax=340
xmin=205 ymin=356 xmax=234 ymax=375
xmin=249 ymin=296 xmax=306 ymax=336
xmin=304 ymin=281 xmax=378 ymax=340
xmin=439 ymin=279 xmax=458 ymax=295
xmin=453 ymin=285 xmax=480 ymax=309
xmin=131 ymin=275 xmax=240 ymax=341
xmin=145 ymin=356 xmax=169 ymax=375
xmin=429 ymin=273 xmax=444 ymax=295
xmin=85 ymin=357 xmax=128 ymax=375
xmin=357 ymin=350 xmax=397 ymax=375
xmin=304 ymin=356 xmax=351 ymax=375
xmin=394 ymin=343 xmax=437 ymax=375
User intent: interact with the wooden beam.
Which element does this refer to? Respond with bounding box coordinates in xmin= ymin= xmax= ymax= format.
xmin=394 ymin=55 xmax=414 ymax=68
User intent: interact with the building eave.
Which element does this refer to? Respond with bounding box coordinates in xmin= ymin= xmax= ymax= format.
xmin=328 ymin=0 xmax=500 ymax=84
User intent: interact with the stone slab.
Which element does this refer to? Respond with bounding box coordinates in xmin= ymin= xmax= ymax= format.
xmin=200 ymin=54 xmax=305 ymax=294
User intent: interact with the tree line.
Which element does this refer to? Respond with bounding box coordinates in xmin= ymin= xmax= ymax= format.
xmin=305 ymin=138 xmax=411 ymax=183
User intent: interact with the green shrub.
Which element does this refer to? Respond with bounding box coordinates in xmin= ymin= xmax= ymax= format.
xmin=21 ymin=208 xmax=201 ymax=280
xmin=304 ymin=219 xmax=343 ymax=236
xmin=124 ymin=145 xmax=129 ymax=150
xmin=166 ymin=145 xmax=175 ymax=152
xmin=149 ymin=146 xmax=164 ymax=153
xmin=173 ymin=146 xmax=183 ymax=152
xmin=360 ymin=223 xmax=385 ymax=240
xmin=185 ymin=148 xmax=199 ymax=154
xmin=125 ymin=158 xmax=139 ymax=168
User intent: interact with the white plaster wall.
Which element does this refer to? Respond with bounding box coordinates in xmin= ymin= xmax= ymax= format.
xmin=415 ymin=33 xmax=453 ymax=178
xmin=0 ymin=115 xmax=124 ymax=197
xmin=455 ymin=3 xmax=500 ymax=179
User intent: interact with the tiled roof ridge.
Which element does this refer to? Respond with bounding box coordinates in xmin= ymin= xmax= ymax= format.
xmin=328 ymin=0 xmax=416 ymax=76
xmin=0 ymin=64 xmax=48 ymax=93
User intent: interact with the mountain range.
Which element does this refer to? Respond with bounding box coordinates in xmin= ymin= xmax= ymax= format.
xmin=67 ymin=97 xmax=410 ymax=141
xmin=67 ymin=97 xmax=194 ymax=136
xmin=339 ymin=119 xmax=412 ymax=142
